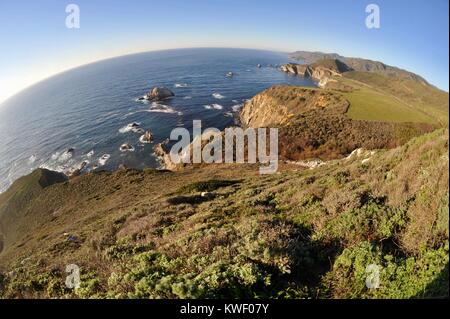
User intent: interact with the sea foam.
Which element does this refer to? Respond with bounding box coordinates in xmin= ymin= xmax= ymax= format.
xmin=203 ymin=104 xmax=223 ymax=110
xmin=212 ymin=93 xmax=225 ymax=99
xmin=119 ymin=122 xmax=144 ymax=134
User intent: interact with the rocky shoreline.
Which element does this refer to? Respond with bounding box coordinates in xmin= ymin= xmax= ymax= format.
xmin=280 ymin=59 xmax=349 ymax=88
xmin=56 ymin=56 xmax=442 ymax=179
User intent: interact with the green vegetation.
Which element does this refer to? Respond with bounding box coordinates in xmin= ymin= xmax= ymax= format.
xmin=287 ymin=51 xmax=448 ymax=125
xmin=0 ymin=58 xmax=448 ymax=298
xmin=241 ymin=85 xmax=435 ymax=161
xmin=177 ymin=179 xmax=241 ymax=194
xmin=343 ymin=85 xmax=435 ymax=124
xmin=0 ymin=129 xmax=447 ymax=299
xmin=342 ymin=71 xmax=448 ymax=125
xmin=311 ymin=58 xmax=350 ymax=73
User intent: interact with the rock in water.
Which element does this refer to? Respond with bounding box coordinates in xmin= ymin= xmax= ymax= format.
xmin=68 ymin=160 xmax=89 ymax=178
xmin=139 ymin=131 xmax=153 ymax=144
xmin=146 ymin=87 xmax=175 ymax=101
xmin=119 ymin=143 xmax=135 ymax=152
xmin=98 ymin=154 xmax=110 ymax=166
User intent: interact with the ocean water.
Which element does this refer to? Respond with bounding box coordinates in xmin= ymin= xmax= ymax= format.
xmin=0 ymin=48 xmax=315 ymax=193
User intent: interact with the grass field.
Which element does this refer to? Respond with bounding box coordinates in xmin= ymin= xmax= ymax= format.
xmin=342 ymin=72 xmax=448 ymax=125
xmin=342 ymin=85 xmax=436 ymax=124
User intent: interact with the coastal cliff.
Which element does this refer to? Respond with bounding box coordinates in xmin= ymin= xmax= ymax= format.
xmin=240 ymin=84 xmax=434 ymax=161
xmin=280 ymin=59 xmax=349 ymax=88
xmin=240 ymin=85 xmax=349 ymax=128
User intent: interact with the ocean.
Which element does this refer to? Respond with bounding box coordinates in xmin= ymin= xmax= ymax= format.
xmin=0 ymin=48 xmax=316 ymax=193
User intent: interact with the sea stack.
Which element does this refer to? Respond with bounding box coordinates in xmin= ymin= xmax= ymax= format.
xmin=146 ymin=87 xmax=175 ymax=101
xmin=140 ymin=131 xmax=153 ymax=144
xmin=119 ymin=143 xmax=134 ymax=152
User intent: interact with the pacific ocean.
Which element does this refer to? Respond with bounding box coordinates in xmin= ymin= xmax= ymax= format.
xmin=0 ymin=48 xmax=316 ymax=193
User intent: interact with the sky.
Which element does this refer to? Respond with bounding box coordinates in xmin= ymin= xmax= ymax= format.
xmin=0 ymin=0 xmax=448 ymax=104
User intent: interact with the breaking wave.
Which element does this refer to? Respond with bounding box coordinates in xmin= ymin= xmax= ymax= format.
xmin=212 ymin=93 xmax=225 ymax=99
xmin=232 ymin=103 xmax=244 ymax=112
xmin=98 ymin=154 xmax=111 ymax=166
xmin=203 ymin=104 xmax=223 ymax=110
xmin=119 ymin=122 xmax=145 ymax=134
xmin=148 ymin=102 xmax=183 ymax=115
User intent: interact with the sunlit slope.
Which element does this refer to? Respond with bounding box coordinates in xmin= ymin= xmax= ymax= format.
xmin=342 ymin=71 xmax=448 ymax=125
xmin=0 ymin=129 xmax=448 ymax=298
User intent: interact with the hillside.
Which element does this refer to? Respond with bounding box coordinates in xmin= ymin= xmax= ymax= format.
xmin=0 ymin=52 xmax=448 ymax=299
xmin=342 ymin=71 xmax=449 ymax=125
xmin=282 ymin=52 xmax=449 ymax=125
xmin=0 ymin=169 xmax=67 ymax=252
xmin=288 ymin=51 xmax=429 ymax=83
xmin=241 ymin=85 xmax=435 ymax=161
xmin=0 ymin=128 xmax=447 ymax=298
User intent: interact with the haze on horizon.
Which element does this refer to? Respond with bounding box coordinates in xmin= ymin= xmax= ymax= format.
xmin=0 ymin=0 xmax=448 ymax=106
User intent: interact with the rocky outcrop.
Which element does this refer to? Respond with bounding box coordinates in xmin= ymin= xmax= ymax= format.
xmin=280 ymin=63 xmax=308 ymax=76
xmin=288 ymin=51 xmax=429 ymax=84
xmin=280 ymin=59 xmax=345 ymax=88
xmin=239 ymin=84 xmax=434 ymax=163
xmin=146 ymin=87 xmax=174 ymax=101
xmin=119 ymin=143 xmax=134 ymax=152
xmin=154 ymin=141 xmax=178 ymax=171
xmin=308 ymin=65 xmax=341 ymax=81
xmin=68 ymin=160 xmax=89 ymax=178
xmin=240 ymin=85 xmax=349 ymax=128
xmin=285 ymin=159 xmax=325 ymax=169
xmin=139 ymin=131 xmax=153 ymax=144
xmin=138 ymin=87 xmax=175 ymax=101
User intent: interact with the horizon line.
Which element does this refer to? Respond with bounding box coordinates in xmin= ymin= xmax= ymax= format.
xmin=1 ymin=46 xmax=447 ymax=107
xmin=0 ymin=46 xmax=291 ymax=107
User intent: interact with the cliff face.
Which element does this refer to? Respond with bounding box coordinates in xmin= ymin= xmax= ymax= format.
xmin=240 ymin=85 xmax=435 ymax=161
xmin=240 ymin=85 xmax=349 ymax=128
xmin=280 ymin=63 xmax=308 ymax=75
xmin=288 ymin=50 xmax=429 ymax=84
xmin=281 ymin=61 xmax=341 ymax=79
xmin=281 ymin=59 xmax=346 ymax=88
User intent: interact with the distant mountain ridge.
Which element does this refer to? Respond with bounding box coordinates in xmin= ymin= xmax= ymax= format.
xmin=289 ymin=51 xmax=429 ymax=85
xmin=283 ymin=52 xmax=449 ymax=126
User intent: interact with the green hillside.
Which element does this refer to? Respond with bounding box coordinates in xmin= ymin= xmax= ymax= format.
xmin=0 ymin=169 xmax=67 ymax=252
xmin=0 ymin=51 xmax=448 ymax=299
xmin=287 ymin=51 xmax=449 ymax=126
xmin=343 ymin=71 xmax=449 ymax=125
xmin=0 ymin=129 xmax=448 ymax=298
xmin=342 ymin=83 xmax=436 ymax=123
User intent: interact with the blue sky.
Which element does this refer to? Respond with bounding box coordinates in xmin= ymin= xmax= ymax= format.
xmin=0 ymin=0 xmax=448 ymax=104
